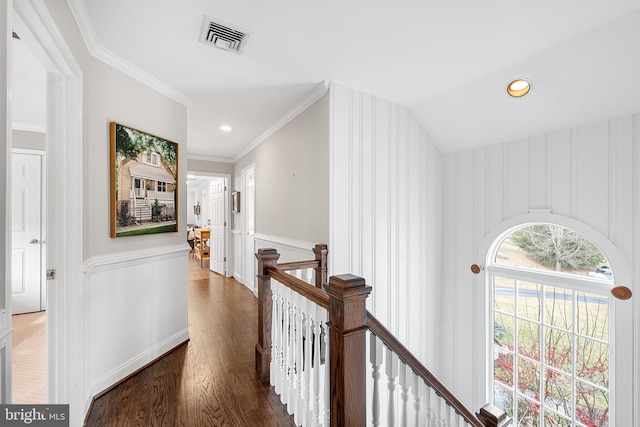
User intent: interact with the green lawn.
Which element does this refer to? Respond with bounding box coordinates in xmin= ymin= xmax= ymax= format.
xmin=116 ymin=224 xmax=177 ymax=236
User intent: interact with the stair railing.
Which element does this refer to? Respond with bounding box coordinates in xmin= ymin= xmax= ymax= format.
xmin=256 ymin=245 xmax=510 ymax=427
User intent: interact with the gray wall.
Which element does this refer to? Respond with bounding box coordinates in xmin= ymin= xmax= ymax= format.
xmin=234 ymin=93 xmax=329 ymax=244
xmin=187 ymin=158 xmax=234 ymax=175
xmin=12 ymin=129 xmax=45 ymax=150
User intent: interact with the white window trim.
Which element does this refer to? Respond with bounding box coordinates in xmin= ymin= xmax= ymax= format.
xmin=473 ymin=213 xmax=633 ymax=426
xmin=142 ymin=151 xmax=160 ymax=167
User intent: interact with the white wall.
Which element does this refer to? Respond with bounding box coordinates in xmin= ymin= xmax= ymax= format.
xmin=441 ymin=115 xmax=639 ymax=423
xmin=329 ymin=83 xmax=443 ymax=367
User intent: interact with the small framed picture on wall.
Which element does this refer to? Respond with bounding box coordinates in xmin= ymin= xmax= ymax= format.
xmin=232 ymin=191 xmax=240 ymax=213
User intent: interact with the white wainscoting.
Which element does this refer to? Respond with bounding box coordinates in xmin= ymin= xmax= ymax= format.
xmin=328 ymin=83 xmax=442 ymax=372
xmin=442 ymin=115 xmax=638 ymax=424
xmin=82 ymin=243 xmax=190 ymax=413
xmin=232 ymin=229 xmax=242 ymax=283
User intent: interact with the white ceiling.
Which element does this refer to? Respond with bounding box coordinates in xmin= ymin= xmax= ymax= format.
xmin=26 ymin=1 xmax=640 ymax=159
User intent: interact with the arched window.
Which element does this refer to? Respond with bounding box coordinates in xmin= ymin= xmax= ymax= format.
xmin=489 ymin=223 xmax=613 ymax=426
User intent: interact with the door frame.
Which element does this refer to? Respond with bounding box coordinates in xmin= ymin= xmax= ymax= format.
xmin=187 ymin=171 xmax=231 ymax=277
xmin=5 ymin=0 xmax=83 ymax=419
xmin=241 ymin=164 xmax=255 ymax=295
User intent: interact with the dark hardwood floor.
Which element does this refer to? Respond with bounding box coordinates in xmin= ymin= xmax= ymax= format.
xmin=85 ymin=256 xmax=295 ymax=426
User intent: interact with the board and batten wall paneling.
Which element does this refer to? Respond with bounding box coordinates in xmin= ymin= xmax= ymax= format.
xmin=329 ymin=83 xmax=442 ymax=365
xmin=442 ymin=115 xmax=638 ymax=423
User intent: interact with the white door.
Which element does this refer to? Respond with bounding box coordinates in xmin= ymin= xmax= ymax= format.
xmin=242 ymin=166 xmax=255 ymax=293
xmin=132 ymin=177 xmax=145 ymax=197
xmin=209 ymin=178 xmax=225 ymax=275
xmin=11 ymin=153 xmax=43 ymax=314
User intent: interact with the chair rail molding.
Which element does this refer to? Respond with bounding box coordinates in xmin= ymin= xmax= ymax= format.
xmin=83 ymin=243 xmax=190 ymax=276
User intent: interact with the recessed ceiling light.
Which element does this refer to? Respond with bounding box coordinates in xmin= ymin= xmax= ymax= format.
xmin=507 ymin=78 xmax=531 ymax=98
xmin=219 ymin=125 xmax=232 ymax=132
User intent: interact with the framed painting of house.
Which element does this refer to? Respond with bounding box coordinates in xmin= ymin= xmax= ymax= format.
xmin=110 ymin=122 xmax=179 ymax=237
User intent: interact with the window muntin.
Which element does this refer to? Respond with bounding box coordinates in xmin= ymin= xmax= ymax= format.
xmin=490 ymin=224 xmax=612 ymax=427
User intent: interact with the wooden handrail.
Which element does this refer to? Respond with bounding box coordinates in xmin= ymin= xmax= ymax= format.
xmin=366 ymin=311 xmax=485 ymax=427
xmin=275 ymin=260 xmax=320 ymax=271
xmin=268 ymin=267 xmax=329 ymax=310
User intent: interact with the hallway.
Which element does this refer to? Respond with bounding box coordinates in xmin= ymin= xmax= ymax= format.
xmin=85 ymin=256 xmax=295 ymax=426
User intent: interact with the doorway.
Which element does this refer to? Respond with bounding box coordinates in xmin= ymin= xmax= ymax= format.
xmin=3 ymin=0 xmax=83 ymax=416
xmin=186 ymin=173 xmax=231 ymax=276
xmin=10 ymin=13 xmax=47 ymax=404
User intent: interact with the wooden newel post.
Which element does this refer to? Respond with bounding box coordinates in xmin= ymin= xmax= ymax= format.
xmin=313 ymin=243 xmax=328 ymax=289
xmin=325 ymin=274 xmax=372 ymax=427
xmin=477 ymin=403 xmax=511 ymax=427
xmin=255 ymin=248 xmax=280 ymax=382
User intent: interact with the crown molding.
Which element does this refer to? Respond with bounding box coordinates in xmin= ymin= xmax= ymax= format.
xmin=66 ymin=0 xmax=193 ymax=111
xmin=187 ymin=153 xmax=234 ymax=164
xmin=232 ymin=81 xmax=329 ymax=163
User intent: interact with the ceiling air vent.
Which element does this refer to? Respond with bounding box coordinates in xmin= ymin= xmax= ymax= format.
xmin=200 ymin=16 xmax=249 ymax=54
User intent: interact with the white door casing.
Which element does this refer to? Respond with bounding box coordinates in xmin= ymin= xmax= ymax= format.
xmin=242 ymin=165 xmax=255 ymax=294
xmin=10 ymin=0 xmax=83 ymax=421
xmin=11 ymin=152 xmax=44 ymax=314
xmin=209 ymin=178 xmax=225 ymax=275
xmin=1 ymin=0 xmax=14 ymax=404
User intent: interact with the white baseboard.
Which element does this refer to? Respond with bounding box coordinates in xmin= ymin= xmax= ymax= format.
xmin=88 ymin=329 xmax=189 ymax=401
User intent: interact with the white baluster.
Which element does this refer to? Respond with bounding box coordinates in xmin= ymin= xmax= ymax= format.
xmin=303 ymin=299 xmax=314 ymax=426
xmin=444 ymin=401 xmax=452 ymax=427
xmin=277 ymin=282 xmax=286 ymax=395
xmin=287 ymin=287 xmax=296 ymax=411
xmin=271 ymin=283 xmax=280 ymax=390
xmin=312 ymin=304 xmax=322 ymax=426
xmin=386 ymin=347 xmax=398 ymax=427
xmin=282 ymin=287 xmax=291 ymax=407
xmin=434 ymin=394 xmax=444 ymax=427
xmin=294 ymin=292 xmax=305 ymax=425
xmin=323 ymin=310 xmax=330 ymax=427
xmin=278 ymin=285 xmax=285 ymax=397
xmin=419 ymin=379 xmax=429 ymax=426
xmin=411 ymin=369 xmax=420 ymax=427
xmin=370 ymin=333 xmax=383 ymax=427
xmin=399 ymin=361 xmax=409 ymax=426
xmin=422 ymin=382 xmax=433 ymax=427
